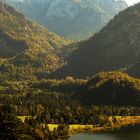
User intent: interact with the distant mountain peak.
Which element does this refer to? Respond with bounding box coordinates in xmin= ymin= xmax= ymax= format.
xmin=7 ymin=0 xmax=127 ymax=40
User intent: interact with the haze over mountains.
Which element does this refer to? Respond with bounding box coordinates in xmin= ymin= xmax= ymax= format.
xmin=7 ymin=0 xmax=127 ymax=40
xmin=0 ymin=2 xmax=140 ymax=139
xmin=1 ymin=1 xmax=140 ymax=81
xmin=52 ymin=3 xmax=140 ymax=79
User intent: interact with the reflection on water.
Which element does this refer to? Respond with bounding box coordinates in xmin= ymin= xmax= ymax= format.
xmin=64 ymin=124 xmax=140 ymax=140
xmin=64 ymin=133 xmax=117 ymax=140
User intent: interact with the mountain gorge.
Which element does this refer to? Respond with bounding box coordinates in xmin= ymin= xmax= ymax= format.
xmin=52 ymin=3 xmax=140 ymax=79
xmin=8 ymin=0 xmax=127 ymax=40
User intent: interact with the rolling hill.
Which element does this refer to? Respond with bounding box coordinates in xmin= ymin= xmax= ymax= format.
xmin=75 ymin=72 xmax=140 ymax=106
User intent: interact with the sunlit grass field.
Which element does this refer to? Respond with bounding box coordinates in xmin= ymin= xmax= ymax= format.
xmin=17 ymin=116 xmax=140 ymax=133
xmin=17 ymin=116 xmax=31 ymax=123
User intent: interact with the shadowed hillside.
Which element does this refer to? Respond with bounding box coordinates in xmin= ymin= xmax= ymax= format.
xmin=52 ymin=3 xmax=140 ymax=79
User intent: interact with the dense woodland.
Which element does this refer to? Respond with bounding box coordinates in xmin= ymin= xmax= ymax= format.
xmin=0 ymin=71 xmax=140 ymax=139
xmin=0 ymin=72 xmax=140 ymax=121
xmin=0 ymin=2 xmax=140 ymax=140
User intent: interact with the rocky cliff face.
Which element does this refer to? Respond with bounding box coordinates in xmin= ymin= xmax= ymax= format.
xmin=8 ymin=0 xmax=127 ymax=40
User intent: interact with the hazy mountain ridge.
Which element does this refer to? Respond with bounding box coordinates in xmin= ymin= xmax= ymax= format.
xmin=7 ymin=0 xmax=127 ymax=40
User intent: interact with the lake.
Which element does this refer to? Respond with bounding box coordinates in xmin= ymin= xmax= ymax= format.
xmin=63 ymin=124 xmax=140 ymax=140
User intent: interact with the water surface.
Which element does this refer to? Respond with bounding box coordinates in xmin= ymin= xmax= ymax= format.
xmin=64 ymin=125 xmax=140 ymax=140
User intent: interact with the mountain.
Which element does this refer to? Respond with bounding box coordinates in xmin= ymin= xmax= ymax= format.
xmin=7 ymin=0 xmax=127 ymax=40
xmin=75 ymin=71 xmax=140 ymax=106
xmin=127 ymin=61 xmax=140 ymax=78
xmin=0 ymin=2 xmax=70 ymax=81
xmin=52 ymin=3 xmax=140 ymax=79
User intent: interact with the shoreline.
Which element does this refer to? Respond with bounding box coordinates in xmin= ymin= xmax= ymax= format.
xmin=17 ymin=115 xmax=140 ymax=138
xmin=48 ymin=116 xmax=140 ymax=135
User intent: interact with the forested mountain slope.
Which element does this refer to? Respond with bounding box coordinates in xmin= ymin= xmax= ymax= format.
xmin=52 ymin=3 xmax=140 ymax=79
xmin=0 ymin=3 xmax=70 ymax=81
